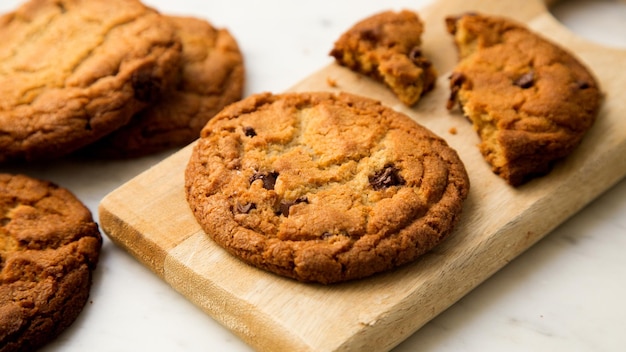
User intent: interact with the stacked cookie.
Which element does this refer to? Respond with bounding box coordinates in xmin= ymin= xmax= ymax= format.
xmin=0 ymin=0 xmax=244 ymax=163
xmin=0 ymin=0 xmax=244 ymax=350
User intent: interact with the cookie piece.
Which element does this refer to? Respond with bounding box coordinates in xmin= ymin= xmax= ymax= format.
xmin=446 ymin=13 xmax=601 ymax=186
xmin=185 ymin=92 xmax=469 ymax=284
xmin=0 ymin=174 xmax=102 ymax=352
xmin=330 ymin=10 xmax=437 ymax=106
xmin=83 ymin=15 xmax=245 ymax=158
xmin=0 ymin=0 xmax=182 ymax=163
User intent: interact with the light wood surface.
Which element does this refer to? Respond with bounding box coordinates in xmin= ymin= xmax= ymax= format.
xmin=99 ymin=0 xmax=626 ymax=350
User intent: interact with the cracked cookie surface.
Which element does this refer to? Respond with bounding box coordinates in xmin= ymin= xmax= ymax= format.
xmin=185 ymin=92 xmax=469 ymax=284
xmin=0 ymin=173 xmax=102 ymax=352
xmin=83 ymin=15 xmax=244 ymax=158
xmin=446 ymin=13 xmax=601 ymax=186
xmin=0 ymin=0 xmax=182 ymax=163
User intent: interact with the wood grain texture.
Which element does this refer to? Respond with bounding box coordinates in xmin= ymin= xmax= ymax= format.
xmin=99 ymin=0 xmax=626 ymax=350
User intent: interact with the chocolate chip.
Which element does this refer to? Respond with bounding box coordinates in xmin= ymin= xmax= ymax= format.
xmin=409 ymin=47 xmax=432 ymax=69
xmin=132 ymin=69 xmax=161 ymax=102
xmin=361 ymin=29 xmax=380 ymax=42
xmin=321 ymin=232 xmax=333 ymax=239
xmin=320 ymin=231 xmax=350 ymax=240
xmin=250 ymin=171 xmax=279 ymax=190
xmin=369 ymin=165 xmax=405 ymax=190
xmin=514 ymin=71 xmax=534 ymax=89
xmin=279 ymin=196 xmax=308 ymax=217
xmin=577 ymin=80 xmax=590 ymax=89
xmin=449 ymin=72 xmax=466 ymax=86
xmin=445 ymin=16 xmax=459 ymax=34
xmin=447 ymin=72 xmax=466 ymax=110
xmin=236 ymin=202 xmax=256 ymax=214
xmin=409 ymin=47 xmax=422 ymax=61
xmin=243 ymin=126 xmax=257 ymax=137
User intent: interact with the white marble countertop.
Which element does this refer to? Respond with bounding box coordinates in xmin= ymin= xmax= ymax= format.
xmin=2 ymin=0 xmax=626 ymax=351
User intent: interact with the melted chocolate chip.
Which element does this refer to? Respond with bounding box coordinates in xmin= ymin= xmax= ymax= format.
xmin=409 ymin=47 xmax=432 ymax=68
xmin=236 ymin=202 xmax=256 ymax=214
xmin=320 ymin=231 xmax=350 ymax=240
xmin=250 ymin=171 xmax=279 ymax=190
xmin=321 ymin=232 xmax=333 ymax=239
xmin=449 ymin=72 xmax=466 ymax=85
xmin=445 ymin=16 xmax=459 ymax=34
xmin=279 ymin=196 xmax=308 ymax=217
xmin=243 ymin=126 xmax=257 ymax=137
xmin=361 ymin=28 xmax=380 ymax=42
xmin=369 ymin=165 xmax=405 ymax=190
xmin=409 ymin=47 xmax=422 ymax=61
xmin=577 ymin=80 xmax=590 ymax=89
xmin=132 ymin=69 xmax=161 ymax=102
xmin=447 ymin=72 xmax=466 ymax=110
xmin=514 ymin=71 xmax=534 ymax=89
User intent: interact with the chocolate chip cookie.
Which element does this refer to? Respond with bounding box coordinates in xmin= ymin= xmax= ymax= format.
xmin=330 ymin=10 xmax=437 ymax=107
xmin=0 ymin=0 xmax=182 ymax=163
xmin=1 ymin=173 xmax=102 ymax=352
xmin=446 ymin=13 xmax=601 ymax=186
xmin=83 ymin=15 xmax=245 ymax=158
xmin=185 ymin=92 xmax=469 ymax=284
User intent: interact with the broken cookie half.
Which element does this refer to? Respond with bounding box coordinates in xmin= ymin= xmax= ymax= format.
xmin=330 ymin=10 xmax=437 ymax=107
xmin=446 ymin=13 xmax=601 ymax=186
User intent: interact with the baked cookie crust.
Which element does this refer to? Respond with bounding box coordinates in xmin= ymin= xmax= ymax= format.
xmin=330 ymin=10 xmax=437 ymax=107
xmin=83 ymin=15 xmax=245 ymax=158
xmin=0 ymin=173 xmax=102 ymax=352
xmin=446 ymin=13 xmax=602 ymax=186
xmin=0 ymin=0 xmax=182 ymax=163
xmin=185 ymin=92 xmax=469 ymax=284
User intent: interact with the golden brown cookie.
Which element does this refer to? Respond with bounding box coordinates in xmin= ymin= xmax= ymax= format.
xmin=446 ymin=13 xmax=602 ymax=186
xmin=0 ymin=0 xmax=182 ymax=163
xmin=330 ymin=10 xmax=437 ymax=107
xmin=83 ymin=15 xmax=245 ymax=158
xmin=0 ymin=173 xmax=102 ymax=352
xmin=185 ymin=92 xmax=469 ymax=284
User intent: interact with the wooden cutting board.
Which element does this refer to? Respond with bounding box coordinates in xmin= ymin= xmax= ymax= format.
xmin=99 ymin=0 xmax=626 ymax=351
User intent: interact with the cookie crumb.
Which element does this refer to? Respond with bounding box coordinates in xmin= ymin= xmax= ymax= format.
xmin=79 ymin=15 xmax=244 ymax=158
xmin=326 ymin=76 xmax=338 ymax=87
xmin=0 ymin=0 xmax=183 ymax=162
xmin=449 ymin=127 xmax=457 ymax=135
